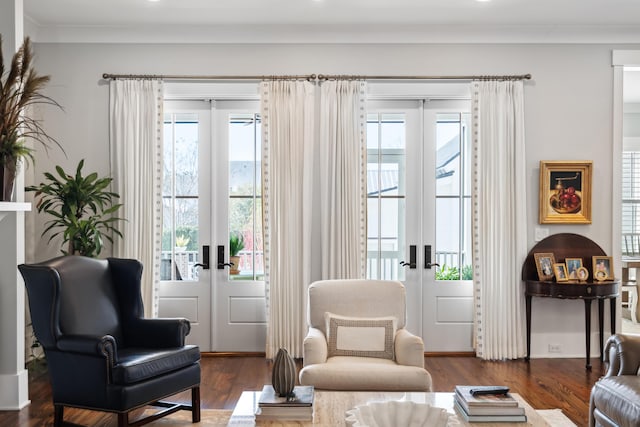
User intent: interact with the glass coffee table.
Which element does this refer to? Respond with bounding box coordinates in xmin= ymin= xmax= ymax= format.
xmin=227 ymin=390 xmax=547 ymax=426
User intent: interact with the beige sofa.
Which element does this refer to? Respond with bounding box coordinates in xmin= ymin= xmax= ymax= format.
xmin=589 ymin=334 xmax=640 ymax=427
xmin=298 ymin=279 xmax=432 ymax=391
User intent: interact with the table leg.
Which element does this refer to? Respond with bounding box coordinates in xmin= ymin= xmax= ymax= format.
xmin=584 ymin=299 xmax=592 ymax=370
xmin=598 ymin=299 xmax=604 ymax=361
xmin=610 ymin=296 xmax=616 ymax=335
xmin=525 ymin=294 xmax=532 ymax=362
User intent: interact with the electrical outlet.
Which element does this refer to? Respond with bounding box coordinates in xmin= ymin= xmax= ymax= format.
xmin=548 ymin=344 xmax=561 ymax=353
xmin=535 ymin=228 xmax=549 ymax=242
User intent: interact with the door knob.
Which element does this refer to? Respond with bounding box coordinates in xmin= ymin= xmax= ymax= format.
xmin=194 ymin=245 xmax=210 ymax=270
xmin=216 ymin=245 xmax=235 ymax=269
xmin=424 ymin=245 xmax=439 ymax=269
xmin=400 ymin=245 xmax=417 ymax=269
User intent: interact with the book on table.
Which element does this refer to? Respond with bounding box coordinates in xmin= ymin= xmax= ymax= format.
xmin=454 ymin=400 xmax=528 ymax=423
xmin=255 ymin=385 xmax=314 ymax=421
xmin=454 ymin=385 xmax=527 ymax=423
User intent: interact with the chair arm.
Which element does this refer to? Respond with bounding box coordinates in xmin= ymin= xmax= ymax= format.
xmin=395 ymin=329 xmax=425 ymax=368
xmin=56 ymin=335 xmax=118 ymax=363
xmin=124 ymin=318 xmax=191 ymax=348
xmin=303 ymin=327 xmax=328 ymax=366
xmin=604 ymin=334 xmax=640 ymax=377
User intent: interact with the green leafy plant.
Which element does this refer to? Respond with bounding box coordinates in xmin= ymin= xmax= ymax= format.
xmin=435 ymin=264 xmax=460 ymax=280
xmin=26 ymin=159 xmax=123 ymax=257
xmin=435 ymin=264 xmax=474 ymax=280
xmin=0 ymin=36 xmax=63 ymax=193
xmin=229 ymin=232 xmax=245 ymax=257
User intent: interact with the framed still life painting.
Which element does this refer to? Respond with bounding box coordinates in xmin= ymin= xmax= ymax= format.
xmin=539 ymin=161 xmax=592 ymax=224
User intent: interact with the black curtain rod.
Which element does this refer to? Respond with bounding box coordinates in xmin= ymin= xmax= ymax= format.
xmin=102 ymin=73 xmax=532 ymax=81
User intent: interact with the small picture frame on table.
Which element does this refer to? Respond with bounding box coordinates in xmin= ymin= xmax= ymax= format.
xmin=565 ymin=258 xmax=583 ymax=280
xmin=576 ymin=267 xmax=589 ymax=282
xmin=534 ymin=252 xmax=556 ymax=281
xmin=553 ymin=263 xmax=569 ymax=282
xmin=592 ymin=256 xmax=613 ymax=281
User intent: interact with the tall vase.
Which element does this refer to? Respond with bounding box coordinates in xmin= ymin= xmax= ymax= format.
xmin=272 ymin=348 xmax=296 ymax=397
xmin=0 ymin=159 xmax=17 ymax=202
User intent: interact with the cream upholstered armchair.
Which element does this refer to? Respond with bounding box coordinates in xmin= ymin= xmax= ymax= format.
xmin=299 ymin=279 xmax=432 ymax=391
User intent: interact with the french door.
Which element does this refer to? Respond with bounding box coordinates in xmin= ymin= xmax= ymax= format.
xmin=366 ymin=99 xmax=474 ymax=352
xmin=158 ymin=101 xmax=212 ymax=349
xmin=158 ymin=99 xmax=266 ymax=352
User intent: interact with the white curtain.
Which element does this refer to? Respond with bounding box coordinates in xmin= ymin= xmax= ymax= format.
xmin=261 ymin=80 xmax=315 ymax=358
xmin=471 ymin=80 xmax=527 ymax=360
xmin=319 ymin=80 xmax=367 ymax=279
xmin=109 ymin=79 xmax=163 ymax=319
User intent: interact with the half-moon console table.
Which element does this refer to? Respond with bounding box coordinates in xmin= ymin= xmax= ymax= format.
xmin=521 ymin=233 xmax=619 ymax=370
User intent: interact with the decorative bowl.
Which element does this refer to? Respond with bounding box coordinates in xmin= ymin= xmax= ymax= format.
xmin=345 ymin=400 xmax=451 ymax=427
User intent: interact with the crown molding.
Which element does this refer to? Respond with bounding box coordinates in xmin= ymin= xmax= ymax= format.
xmin=27 ymin=23 xmax=640 ymax=45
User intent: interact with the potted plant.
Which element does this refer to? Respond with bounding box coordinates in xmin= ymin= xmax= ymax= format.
xmin=25 ymin=159 xmax=123 ymax=257
xmin=0 ymin=36 xmax=63 ymax=201
xmin=229 ymin=232 xmax=245 ymax=275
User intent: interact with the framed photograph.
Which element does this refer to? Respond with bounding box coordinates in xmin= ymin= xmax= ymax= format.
xmin=534 ymin=252 xmax=556 ymax=281
xmin=576 ymin=267 xmax=589 ymax=282
xmin=592 ymin=256 xmax=614 ymax=281
xmin=565 ymin=258 xmax=583 ymax=280
xmin=539 ymin=161 xmax=592 ymax=224
xmin=553 ymin=263 xmax=569 ymax=282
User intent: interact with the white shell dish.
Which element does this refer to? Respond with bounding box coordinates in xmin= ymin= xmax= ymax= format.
xmin=345 ymin=400 xmax=452 ymax=427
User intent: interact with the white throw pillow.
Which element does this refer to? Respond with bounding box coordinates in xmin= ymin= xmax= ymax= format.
xmin=324 ymin=312 xmax=397 ymax=360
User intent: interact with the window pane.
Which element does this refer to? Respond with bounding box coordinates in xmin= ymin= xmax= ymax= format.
xmin=228 ymin=113 xmax=263 ymax=281
xmin=436 ymin=198 xmax=460 ymax=270
xmin=161 ymin=112 xmax=200 ymax=282
xmin=380 ymin=114 xmax=405 ymax=149
xmin=436 ymin=117 xmax=461 ymax=197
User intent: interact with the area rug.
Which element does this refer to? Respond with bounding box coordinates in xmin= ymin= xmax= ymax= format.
xmin=537 ymin=409 xmax=577 ymax=426
xmin=143 ymin=408 xmax=576 ymax=426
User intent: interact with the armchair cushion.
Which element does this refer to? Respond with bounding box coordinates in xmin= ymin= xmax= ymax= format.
xmin=325 ymin=312 xmax=396 ymax=360
xmin=114 ymin=345 xmax=200 ymax=384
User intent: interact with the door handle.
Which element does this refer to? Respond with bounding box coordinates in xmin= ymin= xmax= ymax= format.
xmin=194 ymin=245 xmax=210 ymax=270
xmin=400 ymin=245 xmax=417 ymax=269
xmin=216 ymin=245 xmax=234 ymax=269
xmin=424 ymin=245 xmax=440 ymax=269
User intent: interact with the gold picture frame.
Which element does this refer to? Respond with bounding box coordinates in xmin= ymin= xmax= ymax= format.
xmin=576 ymin=267 xmax=589 ymax=282
xmin=539 ymin=161 xmax=592 ymax=224
xmin=592 ymin=256 xmax=614 ymax=281
xmin=534 ymin=252 xmax=556 ymax=281
xmin=553 ymin=263 xmax=569 ymax=282
xmin=565 ymin=258 xmax=583 ymax=280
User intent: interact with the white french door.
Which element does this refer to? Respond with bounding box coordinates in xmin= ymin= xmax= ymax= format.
xmin=158 ymin=101 xmax=212 ymax=350
xmin=366 ymin=99 xmax=474 ymax=352
xmin=211 ymin=100 xmax=266 ymax=352
xmin=159 ymin=98 xmax=266 ymax=352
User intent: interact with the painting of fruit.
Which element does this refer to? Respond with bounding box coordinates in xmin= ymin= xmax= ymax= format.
xmin=539 ymin=161 xmax=592 ymax=224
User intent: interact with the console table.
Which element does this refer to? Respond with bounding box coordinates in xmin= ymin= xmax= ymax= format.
xmin=521 ymin=233 xmax=619 ymax=370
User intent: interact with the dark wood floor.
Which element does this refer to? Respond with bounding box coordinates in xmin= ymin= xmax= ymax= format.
xmin=0 ymin=355 xmax=604 ymax=426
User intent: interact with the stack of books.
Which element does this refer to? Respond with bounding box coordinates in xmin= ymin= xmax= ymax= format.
xmin=454 ymin=385 xmax=527 ymax=423
xmin=255 ymin=385 xmax=314 ymax=421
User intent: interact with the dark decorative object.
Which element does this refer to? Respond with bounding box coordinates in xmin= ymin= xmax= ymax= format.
xmin=272 ymin=348 xmax=296 ymax=397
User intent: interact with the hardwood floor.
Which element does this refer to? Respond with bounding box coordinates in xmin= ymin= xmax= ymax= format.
xmin=0 ymin=355 xmax=604 ymax=426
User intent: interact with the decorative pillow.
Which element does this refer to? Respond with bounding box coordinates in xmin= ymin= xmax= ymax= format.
xmin=324 ymin=312 xmax=397 ymax=360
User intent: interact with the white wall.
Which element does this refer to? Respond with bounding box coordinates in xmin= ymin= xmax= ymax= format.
xmin=28 ymin=42 xmax=637 ymax=358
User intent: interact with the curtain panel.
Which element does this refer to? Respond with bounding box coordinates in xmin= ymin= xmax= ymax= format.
xmin=319 ymin=80 xmax=367 ymax=279
xmin=472 ymin=80 xmax=528 ymax=360
xmin=109 ymin=79 xmax=163 ymax=318
xmin=261 ymin=80 xmax=315 ymax=358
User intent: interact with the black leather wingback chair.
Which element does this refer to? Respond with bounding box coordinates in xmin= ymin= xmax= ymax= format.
xmin=19 ymin=256 xmax=201 ymax=427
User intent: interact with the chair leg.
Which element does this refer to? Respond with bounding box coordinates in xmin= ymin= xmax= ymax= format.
xmin=192 ymin=386 xmax=201 ymax=422
xmin=53 ymin=404 xmax=64 ymax=427
xmin=118 ymin=412 xmax=128 ymax=427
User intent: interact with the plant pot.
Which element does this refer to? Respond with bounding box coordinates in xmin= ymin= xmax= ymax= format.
xmin=229 ymin=255 xmax=241 ymax=275
xmin=0 ymin=160 xmax=17 ymax=202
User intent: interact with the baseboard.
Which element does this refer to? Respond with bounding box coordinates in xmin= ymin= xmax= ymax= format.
xmin=0 ymin=370 xmax=30 ymax=410
xmin=201 ymin=352 xmax=266 ymax=357
xmin=425 ymin=352 xmax=476 ymax=357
